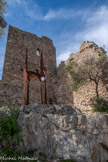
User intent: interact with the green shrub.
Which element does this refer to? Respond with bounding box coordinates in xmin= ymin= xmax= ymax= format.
xmin=42 ymin=114 xmax=48 ymax=118
xmin=90 ymin=97 xmax=108 ymax=113
xmin=1 ymin=82 xmax=7 ymax=86
xmin=60 ymin=159 xmax=76 ymax=162
xmin=0 ymin=109 xmax=43 ymax=161
xmin=39 ymin=152 xmax=47 ymax=158
xmin=0 ymin=109 xmax=22 ymax=158
xmin=0 ymin=106 xmax=9 ymax=109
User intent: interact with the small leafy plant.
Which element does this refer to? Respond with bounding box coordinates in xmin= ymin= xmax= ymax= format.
xmin=0 ymin=106 xmax=9 ymax=109
xmin=1 ymin=82 xmax=7 ymax=86
xmin=90 ymin=97 xmax=108 ymax=113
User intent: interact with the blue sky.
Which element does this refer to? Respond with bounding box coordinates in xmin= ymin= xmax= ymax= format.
xmin=0 ymin=0 xmax=108 ymax=79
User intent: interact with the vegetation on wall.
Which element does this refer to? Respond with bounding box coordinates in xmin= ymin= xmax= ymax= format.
xmin=0 ymin=108 xmax=22 ymax=158
xmin=64 ymin=55 xmax=108 ymax=113
xmin=0 ymin=0 xmax=7 ymax=16
xmin=64 ymin=61 xmax=84 ymax=91
xmin=1 ymin=82 xmax=7 ymax=86
xmin=90 ymin=97 xmax=108 ymax=113
xmin=0 ymin=107 xmax=37 ymax=161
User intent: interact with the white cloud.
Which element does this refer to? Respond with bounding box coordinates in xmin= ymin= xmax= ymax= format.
xmin=7 ymin=1 xmax=88 ymax=22
xmin=7 ymin=0 xmax=43 ymax=20
xmin=8 ymin=0 xmax=22 ymax=5
xmin=57 ymin=5 xmax=108 ymax=65
xmin=24 ymin=4 xmax=43 ymax=20
xmin=19 ymin=0 xmax=44 ymax=21
xmin=23 ymin=4 xmax=86 ymax=21
xmin=86 ymin=6 xmax=108 ymax=26
xmin=75 ymin=6 xmax=108 ymax=52
xmin=57 ymin=42 xmax=80 ymax=66
xmin=44 ymin=8 xmax=87 ymax=21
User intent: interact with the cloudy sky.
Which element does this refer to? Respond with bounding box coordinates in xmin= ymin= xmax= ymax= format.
xmin=0 ymin=0 xmax=108 ymax=79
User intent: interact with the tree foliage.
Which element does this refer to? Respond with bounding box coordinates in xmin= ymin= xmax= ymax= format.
xmin=90 ymin=97 xmax=108 ymax=113
xmin=64 ymin=61 xmax=84 ymax=91
xmin=64 ymin=55 xmax=108 ymax=99
xmin=0 ymin=0 xmax=7 ymax=16
xmin=0 ymin=0 xmax=7 ymax=37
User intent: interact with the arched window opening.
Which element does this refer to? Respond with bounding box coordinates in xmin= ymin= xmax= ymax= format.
xmin=36 ymin=49 xmax=40 ymax=56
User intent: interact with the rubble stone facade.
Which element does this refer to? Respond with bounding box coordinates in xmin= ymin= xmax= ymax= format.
xmin=56 ymin=61 xmax=73 ymax=105
xmin=0 ymin=25 xmax=57 ymax=106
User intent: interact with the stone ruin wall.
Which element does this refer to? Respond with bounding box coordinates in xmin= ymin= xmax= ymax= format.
xmin=0 ymin=26 xmax=108 ymax=111
xmin=55 ymin=61 xmax=73 ymax=105
xmin=0 ymin=25 xmax=57 ymax=106
xmin=56 ymin=41 xmax=108 ymax=112
xmin=64 ymin=41 xmax=108 ymax=112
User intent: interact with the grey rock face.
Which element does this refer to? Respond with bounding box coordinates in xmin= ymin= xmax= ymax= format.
xmin=14 ymin=104 xmax=108 ymax=162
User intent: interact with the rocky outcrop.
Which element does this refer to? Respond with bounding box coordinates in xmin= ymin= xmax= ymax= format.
xmin=1 ymin=104 xmax=107 ymax=162
xmin=63 ymin=41 xmax=108 ymax=112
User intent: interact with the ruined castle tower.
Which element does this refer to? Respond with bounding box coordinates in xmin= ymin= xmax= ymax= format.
xmin=0 ymin=26 xmax=107 ymax=111
xmin=1 ymin=25 xmax=57 ymax=105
